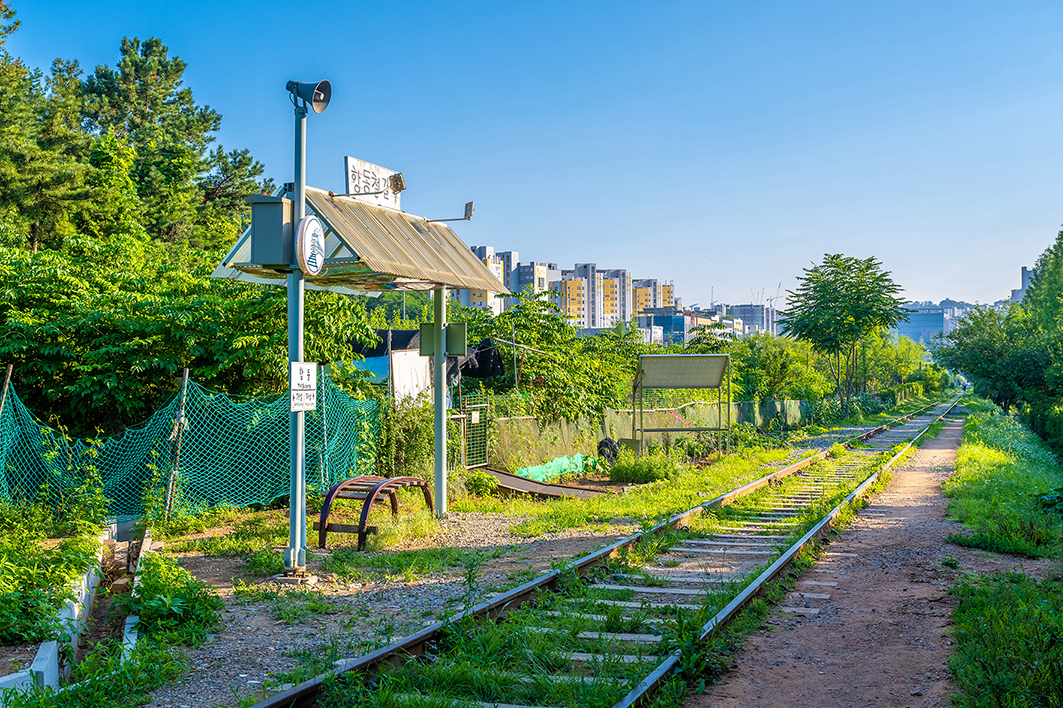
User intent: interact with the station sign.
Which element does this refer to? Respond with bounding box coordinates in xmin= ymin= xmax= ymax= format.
xmin=290 ymin=362 xmax=318 ymax=412
xmin=344 ymin=157 xmax=402 ymax=210
xmin=296 ymin=216 xmax=326 ymax=276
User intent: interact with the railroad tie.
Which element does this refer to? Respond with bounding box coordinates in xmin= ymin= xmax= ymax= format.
xmin=567 ymin=651 xmax=660 ymax=665
xmin=711 ymin=533 xmax=791 ymax=540
xmin=592 ymin=599 xmax=702 ymax=611
xmin=779 ymin=606 xmax=820 ymax=615
xmin=538 ymin=610 xmax=665 ymax=625
xmin=610 ymin=572 xmax=725 ymax=585
xmin=673 ymin=545 xmax=774 ymax=556
xmin=393 ymin=695 xmax=556 ymax=708
xmin=595 ymin=583 xmax=718 ymax=595
xmin=524 ymin=626 xmax=662 ymax=644
xmin=680 ymin=538 xmax=778 ymax=547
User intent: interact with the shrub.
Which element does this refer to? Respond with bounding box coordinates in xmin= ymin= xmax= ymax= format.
xmin=464 ymin=468 xmax=499 ymax=497
xmin=116 ymin=553 xmax=222 ymax=646
xmin=609 ymin=448 xmax=680 ymax=484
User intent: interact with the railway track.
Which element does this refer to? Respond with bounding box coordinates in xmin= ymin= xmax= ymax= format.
xmin=252 ymin=400 xmax=959 ymax=708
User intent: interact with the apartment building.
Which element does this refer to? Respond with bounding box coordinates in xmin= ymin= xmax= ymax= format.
xmin=454 ymin=246 xmax=507 ymax=315
xmin=601 ymin=268 xmax=633 ymax=325
xmin=515 ymin=261 xmax=560 ymax=297
xmin=550 ymin=277 xmax=587 ymax=326
xmin=727 ymin=303 xmax=777 ymax=335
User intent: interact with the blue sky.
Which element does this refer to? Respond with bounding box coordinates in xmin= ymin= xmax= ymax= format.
xmin=10 ymin=1 xmax=1063 ymax=306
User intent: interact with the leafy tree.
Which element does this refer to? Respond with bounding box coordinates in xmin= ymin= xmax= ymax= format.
xmin=82 ymin=37 xmax=269 ymax=244
xmin=0 ymin=233 xmax=373 ymax=435
xmin=1023 ymin=227 xmax=1063 ymax=330
xmin=685 ymin=321 xmax=732 ymax=353
xmin=0 ymin=38 xmax=90 ymax=252
xmin=782 ymin=254 xmax=909 ymax=410
xmin=449 ymin=292 xmax=645 ymax=420
xmin=930 ymin=304 xmax=1046 ymax=412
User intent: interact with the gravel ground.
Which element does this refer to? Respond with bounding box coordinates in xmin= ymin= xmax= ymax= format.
xmin=145 ymin=513 xmax=634 ymax=708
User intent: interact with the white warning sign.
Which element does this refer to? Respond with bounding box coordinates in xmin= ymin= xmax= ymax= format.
xmin=290 ymin=362 xmax=318 ymax=412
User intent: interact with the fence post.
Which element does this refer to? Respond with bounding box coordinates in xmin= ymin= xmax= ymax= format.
xmin=319 ymin=363 xmax=329 ymax=488
xmin=0 ymin=364 xmax=12 ymax=421
xmin=165 ymin=369 xmax=190 ymax=520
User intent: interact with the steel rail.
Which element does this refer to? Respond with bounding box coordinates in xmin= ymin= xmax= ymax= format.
xmin=611 ymin=396 xmax=962 ymax=708
xmin=248 ymin=398 xmax=953 ymax=708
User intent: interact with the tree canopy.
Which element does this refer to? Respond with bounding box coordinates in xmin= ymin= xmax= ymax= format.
xmin=782 ymin=254 xmax=909 ymax=407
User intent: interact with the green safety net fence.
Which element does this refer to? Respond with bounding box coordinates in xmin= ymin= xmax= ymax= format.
xmin=0 ymin=374 xmax=378 ymax=520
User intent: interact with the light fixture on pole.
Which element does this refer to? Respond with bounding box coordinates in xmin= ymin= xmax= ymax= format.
xmin=283 ymin=78 xmax=330 ymax=574
xmin=427 ymin=201 xmax=474 ymax=222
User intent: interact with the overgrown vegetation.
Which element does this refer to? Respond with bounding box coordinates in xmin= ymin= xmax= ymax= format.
xmin=933 ymin=227 xmax=1063 ymax=455
xmin=608 ymin=448 xmax=683 ymax=484
xmin=943 ymin=400 xmax=1063 ymax=557
xmin=949 ymin=572 xmax=1063 ymax=707
xmin=0 ymin=468 xmax=109 ymax=646
xmin=114 ymin=553 xmax=223 ymax=646
xmin=0 ymin=3 xmax=374 ymax=435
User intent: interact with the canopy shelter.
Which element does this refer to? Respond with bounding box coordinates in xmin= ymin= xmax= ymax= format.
xmin=213 ymin=186 xmax=508 ymax=294
xmin=211 ymin=184 xmax=508 ymax=536
xmin=631 ymin=354 xmax=731 ymax=452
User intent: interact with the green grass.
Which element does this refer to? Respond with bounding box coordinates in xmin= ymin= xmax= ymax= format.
xmin=320 ymin=546 xmax=505 ymax=582
xmin=454 ymin=447 xmax=794 ymax=536
xmin=114 ymin=553 xmax=223 ymax=646
xmin=4 ymin=642 xmax=186 ymax=708
xmin=608 ymin=448 xmax=683 ymax=484
xmin=943 ymin=405 xmax=1063 ymax=557
xmin=950 ymin=572 xmax=1063 ymax=707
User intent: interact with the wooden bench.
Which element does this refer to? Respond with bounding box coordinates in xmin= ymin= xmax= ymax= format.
xmin=313 ymin=475 xmax=433 ymax=549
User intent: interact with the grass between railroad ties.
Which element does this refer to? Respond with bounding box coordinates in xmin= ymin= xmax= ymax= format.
xmin=454 ymin=446 xmax=796 ymax=536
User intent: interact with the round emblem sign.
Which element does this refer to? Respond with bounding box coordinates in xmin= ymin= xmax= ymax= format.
xmin=296 ymin=216 xmax=326 ymax=276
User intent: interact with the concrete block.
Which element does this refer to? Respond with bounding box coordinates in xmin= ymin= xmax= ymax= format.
xmin=30 ymin=641 xmax=58 ymax=689
xmin=0 ymin=669 xmax=34 ymax=691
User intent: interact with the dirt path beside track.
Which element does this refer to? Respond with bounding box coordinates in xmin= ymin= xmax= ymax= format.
xmin=687 ymin=409 xmax=1054 ymax=708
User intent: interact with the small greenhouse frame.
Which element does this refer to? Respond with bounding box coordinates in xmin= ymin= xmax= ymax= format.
xmin=631 ymin=353 xmax=731 ymax=452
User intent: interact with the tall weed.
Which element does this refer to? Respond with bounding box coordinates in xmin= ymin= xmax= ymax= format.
xmin=944 ymin=407 xmax=1063 ymax=557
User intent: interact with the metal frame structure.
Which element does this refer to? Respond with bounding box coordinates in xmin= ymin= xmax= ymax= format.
xmin=632 ymin=353 xmax=731 ymax=452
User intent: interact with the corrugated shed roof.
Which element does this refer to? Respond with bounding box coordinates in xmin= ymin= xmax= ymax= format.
xmin=213 ymin=186 xmax=509 ymax=294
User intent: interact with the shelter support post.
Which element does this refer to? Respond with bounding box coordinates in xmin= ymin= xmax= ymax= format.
xmin=433 ymin=287 xmax=447 ymax=518
xmin=285 ymin=102 xmax=308 ymax=573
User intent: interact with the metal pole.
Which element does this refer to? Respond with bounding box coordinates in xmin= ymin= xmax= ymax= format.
xmin=0 ymin=364 xmax=12 ymax=421
xmin=165 ymin=368 xmax=190 ymax=520
xmin=285 ymin=102 xmax=308 ymax=573
xmin=433 ymin=288 xmax=447 ymax=517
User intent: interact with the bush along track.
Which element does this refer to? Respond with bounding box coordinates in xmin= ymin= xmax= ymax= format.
xmin=243 ymin=400 xmax=956 ymax=708
xmin=944 ymin=398 xmax=1063 ymax=707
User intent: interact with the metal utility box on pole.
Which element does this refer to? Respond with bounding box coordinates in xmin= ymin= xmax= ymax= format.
xmin=247 ymin=195 xmax=293 ymax=268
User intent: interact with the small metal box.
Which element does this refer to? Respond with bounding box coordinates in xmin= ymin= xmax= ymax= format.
xmin=445 ymin=323 xmax=467 ymax=356
xmin=246 ymin=195 xmax=294 ymax=268
xmin=418 ymin=322 xmax=468 ymax=357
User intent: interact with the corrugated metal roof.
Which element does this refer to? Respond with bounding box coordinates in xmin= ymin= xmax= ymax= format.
xmin=214 ymin=186 xmax=509 ymax=294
